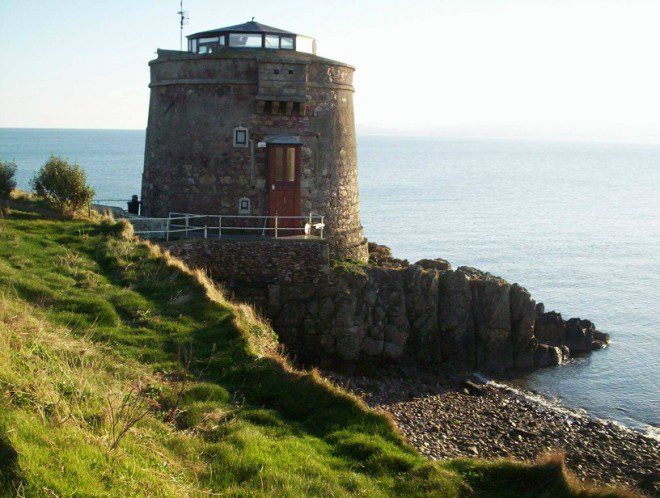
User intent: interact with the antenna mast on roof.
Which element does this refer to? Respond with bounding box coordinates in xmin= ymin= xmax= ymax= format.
xmin=177 ymin=0 xmax=189 ymax=51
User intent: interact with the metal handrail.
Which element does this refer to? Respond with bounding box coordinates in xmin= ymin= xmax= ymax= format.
xmin=131 ymin=211 xmax=325 ymax=241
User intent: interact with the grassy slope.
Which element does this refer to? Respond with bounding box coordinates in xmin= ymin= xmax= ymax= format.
xmin=0 ymin=198 xmax=628 ymax=497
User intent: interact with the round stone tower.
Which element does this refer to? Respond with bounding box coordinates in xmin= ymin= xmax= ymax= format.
xmin=141 ymin=21 xmax=367 ymax=261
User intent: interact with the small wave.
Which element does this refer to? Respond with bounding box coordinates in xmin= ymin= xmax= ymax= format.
xmin=473 ymin=372 xmax=660 ymax=442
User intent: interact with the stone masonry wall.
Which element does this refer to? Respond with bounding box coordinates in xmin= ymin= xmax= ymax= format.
xmin=141 ymin=49 xmax=367 ymax=262
xmin=165 ymin=239 xmax=330 ymax=285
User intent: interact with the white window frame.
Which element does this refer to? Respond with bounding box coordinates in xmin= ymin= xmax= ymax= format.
xmin=233 ymin=127 xmax=249 ymax=147
xmin=238 ymin=197 xmax=251 ymax=215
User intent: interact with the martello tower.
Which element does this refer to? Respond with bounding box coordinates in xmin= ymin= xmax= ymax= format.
xmin=141 ymin=21 xmax=367 ymax=261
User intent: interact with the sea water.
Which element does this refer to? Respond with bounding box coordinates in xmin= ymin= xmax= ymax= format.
xmin=1 ymin=128 xmax=658 ymax=433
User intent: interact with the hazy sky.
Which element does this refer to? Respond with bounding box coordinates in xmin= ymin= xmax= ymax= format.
xmin=1 ymin=0 xmax=659 ymax=142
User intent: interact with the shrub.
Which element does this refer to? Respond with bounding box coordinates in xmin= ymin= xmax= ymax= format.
xmin=0 ymin=161 xmax=17 ymax=200
xmin=30 ymin=155 xmax=94 ymax=212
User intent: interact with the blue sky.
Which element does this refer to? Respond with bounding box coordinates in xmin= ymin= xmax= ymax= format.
xmin=1 ymin=0 xmax=659 ymax=142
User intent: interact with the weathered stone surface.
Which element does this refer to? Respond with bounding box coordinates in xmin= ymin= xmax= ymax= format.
xmin=468 ymin=273 xmax=512 ymax=373
xmin=368 ymin=242 xmax=409 ymax=268
xmin=593 ymin=330 xmax=611 ymax=346
xmin=141 ymin=48 xmax=368 ymax=262
xmin=534 ymin=344 xmax=564 ymax=368
xmin=535 ymin=311 xmax=567 ymax=347
xmin=403 ymin=266 xmax=441 ymax=364
xmin=414 ymin=258 xmax=452 ymax=271
xmin=336 ymin=326 xmax=364 ymax=361
xmin=165 ymin=238 xmax=330 ymax=284
xmin=565 ymin=318 xmax=595 ymax=354
xmin=361 ymin=336 xmax=384 ymax=356
xmin=383 ymin=342 xmax=404 ymax=361
xmin=510 ymin=283 xmax=536 ymax=369
xmin=438 ymin=270 xmax=475 ymax=370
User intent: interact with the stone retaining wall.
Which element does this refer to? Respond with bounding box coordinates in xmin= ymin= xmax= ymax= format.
xmin=165 ymin=238 xmax=330 ymax=284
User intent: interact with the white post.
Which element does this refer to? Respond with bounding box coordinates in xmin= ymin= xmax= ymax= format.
xmin=274 ymin=216 xmax=278 ymax=238
xmin=320 ymin=216 xmax=324 ymax=239
xmin=184 ymin=214 xmax=189 ymax=237
xmin=166 ymin=218 xmax=170 ymax=241
xmin=218 ymin=215 xmax=222 ymax=239
xmin=204 ymin=225 xmax=208 ymax=239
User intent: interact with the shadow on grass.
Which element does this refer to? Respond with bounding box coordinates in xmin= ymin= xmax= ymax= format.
xmin=0 ymin=424 xmax=23 ymax=497
xmin=86 ymin=219 xmax=413 ymax=471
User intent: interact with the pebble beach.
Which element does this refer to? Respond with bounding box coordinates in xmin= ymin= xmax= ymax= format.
xmin=327 ymin=372 xmax=660 ymax=496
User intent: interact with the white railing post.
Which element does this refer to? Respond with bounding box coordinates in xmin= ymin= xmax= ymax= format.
xmin=320 ymin=216 xmax=324 ymax=239
xmin=204 ymin=225 xmax=208 ymax=239
xmin=218 ymin=215 xmax=222 ymax=239
xmin=274 ymin=216 xmax=278 ymax=238
xmin=185 ymin=214 xmax=189 ymax=237
xmin=166 ymin=218 xmax=170 ymax=241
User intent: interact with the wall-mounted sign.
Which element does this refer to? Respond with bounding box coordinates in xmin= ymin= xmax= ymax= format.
xmin=257 ymin=141 xmax=267 ymax=148
xmin=238 ymin=197 xmax=251 ymax=215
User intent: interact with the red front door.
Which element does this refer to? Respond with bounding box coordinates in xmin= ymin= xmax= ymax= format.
xmin=268 ymin=145 xmax=301 ymax=235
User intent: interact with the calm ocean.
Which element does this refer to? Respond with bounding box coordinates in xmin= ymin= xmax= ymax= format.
xmin=1 ymin=128 xmax=658 ymax=434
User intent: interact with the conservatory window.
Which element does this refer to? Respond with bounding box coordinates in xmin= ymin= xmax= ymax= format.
xmin=265 ymin=35 xmax=280 ymax=49
xmin=229 ymin=33 xmax=262 ymax=48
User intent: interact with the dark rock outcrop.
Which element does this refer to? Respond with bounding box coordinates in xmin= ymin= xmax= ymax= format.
xmin=535 ymin=310 xmax=566 ymax=347
xmin=367 ymin=242 xmax=409 ymax=268
xmin=509 ymin=283 xmax=536 ymax=369
xmin=467 ymin=270 xmax=513 ymax=373
xmin=534 ymin=344 xmax=564 ymax=368
xmin=269 ymin=256 xmax=610 ymax=374
xmin=415 ymin=258 xmax=452 ymax=271
xmin=438 ymin=269 xmax=475 ymax=370
xmin=565 ymin=318 xmax=596 ymax=354
xmin=159 ymin=235 xmax=609 ymax=375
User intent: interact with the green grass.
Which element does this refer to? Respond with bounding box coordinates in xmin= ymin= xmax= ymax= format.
xmin=0 ymin=196 xmax=632 ymax=497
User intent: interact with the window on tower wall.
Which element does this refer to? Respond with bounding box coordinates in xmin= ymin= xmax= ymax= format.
xmin=233 ymin=127 xmax=248 ymax=147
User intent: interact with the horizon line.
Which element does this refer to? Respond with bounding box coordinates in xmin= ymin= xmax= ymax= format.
xmin=1 ymin=126 xmax=659 ymax=147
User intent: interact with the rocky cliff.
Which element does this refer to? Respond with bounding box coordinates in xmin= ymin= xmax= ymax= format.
xmin=270 ymin=244 xmax=610 ymax=373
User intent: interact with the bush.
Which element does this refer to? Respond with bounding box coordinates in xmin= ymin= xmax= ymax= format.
xmin=0 ymin=161 xmax=17 ymax=200
xmin=30 ymin=155 xmax=94 ymax=212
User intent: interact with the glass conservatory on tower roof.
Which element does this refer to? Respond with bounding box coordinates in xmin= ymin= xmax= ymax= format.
xmin=186 ymin=20 xmax=317 ymax=55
